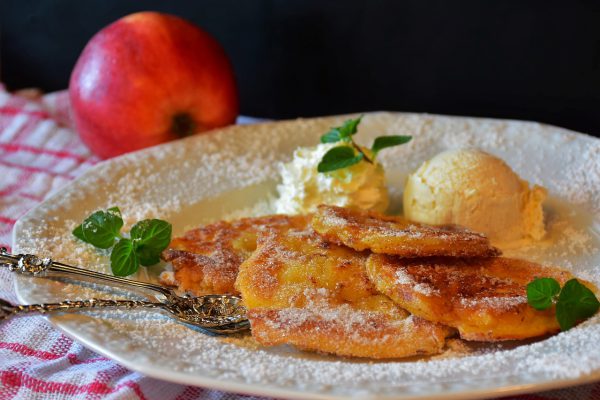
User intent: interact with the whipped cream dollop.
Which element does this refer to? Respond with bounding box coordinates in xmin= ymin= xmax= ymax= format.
xmin=275 ymin=143 xmax=389 ymax=214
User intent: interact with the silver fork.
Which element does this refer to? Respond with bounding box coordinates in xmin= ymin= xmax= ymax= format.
xmin=0 ymin=248 xmax=249 ymax=335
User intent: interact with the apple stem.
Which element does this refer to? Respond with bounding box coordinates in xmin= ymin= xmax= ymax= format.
xmin=171 ymin=113 xmax=197 ymax=138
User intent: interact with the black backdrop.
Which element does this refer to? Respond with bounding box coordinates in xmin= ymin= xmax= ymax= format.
xmin=2 ymin=0 xmax=600 ymax=137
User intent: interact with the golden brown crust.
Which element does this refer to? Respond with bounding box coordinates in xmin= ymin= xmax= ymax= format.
xmin=248 ymin=308 xmax=450 ymax=359
xmin=160 ymin=214 xmax=310 ymax=295
xmin=312 ymin=205 xmax=500 ymax=258
xmin=366 ymin=254 xmax=582 ymax=341
xmin=235 ymin=227 xmax=452 ymax=358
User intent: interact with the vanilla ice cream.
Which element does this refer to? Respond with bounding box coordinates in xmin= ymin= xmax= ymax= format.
xmin=403 ymin=148 xmax=546 ymax=244
xmin=275 ymin=143 xmax=389 ymax=214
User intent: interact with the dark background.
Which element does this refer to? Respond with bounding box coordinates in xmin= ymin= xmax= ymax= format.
xmin=2 ymin=0 xmax=600 ymax=137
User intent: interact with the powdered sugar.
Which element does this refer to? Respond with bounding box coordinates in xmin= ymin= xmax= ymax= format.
xmin=395 ymin=269 xmax=437 ymax=296
xmin=459 ymin=295 xmax=527 ymax=310
xmin=557 ymin=143 xmax=600 ymax=217
xmin=12 ymin=113 xmax=600 ymax=399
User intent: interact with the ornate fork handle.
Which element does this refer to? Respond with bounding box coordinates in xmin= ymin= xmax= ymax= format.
xmin=0 ymin=298 xmax=162 ymax=321
xmin=0 ymin=248 xmax=250 ymax=334
xmin=0 ymin=247 xmax=174 ymax=299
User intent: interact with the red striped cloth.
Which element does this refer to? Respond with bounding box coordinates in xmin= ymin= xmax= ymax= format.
xmin=0 ymin=85 xmax=598 ymax=399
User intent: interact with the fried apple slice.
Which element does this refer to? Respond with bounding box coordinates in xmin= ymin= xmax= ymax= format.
xmin=312 ymin=205 xmax=500 ymax=257
xmin=366 ymin=254 xmax=589 ymax=341
xmin=235 ymin=227 xmax=452 ymax=358
xmin=161 ymin=214 xmax=310 ymax=295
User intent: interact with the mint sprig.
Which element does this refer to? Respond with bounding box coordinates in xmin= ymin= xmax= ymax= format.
xmin=130 ymin=219 xmax=172 ymax=266
xmin=556 ymin=279 xmax=600 ymax=330
xmin=527 ymin=277 xmax=599 ymax=330
xmin=318 ymin=116 xmax=412 ymax=173
xmin=73 ymin=208 xmax=172 ymax=276
xmin=526 ymin=277 xmax=561 ymax=310
xmin=317 ymin=146 xmax=364 ymax=172
xmin=73 ymin=207 xmax=123 ymax=249
xmin=321 ymin=116 xmax=362 ymax=143
xmin=372 ymin=135 xmax=413 ymax=156
xmin=110 ymin=239 xmax=138 ymax=277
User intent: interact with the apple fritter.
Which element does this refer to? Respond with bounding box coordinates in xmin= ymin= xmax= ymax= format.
xmin=366 ymin=254 xmax=585 ymax=341
xmin=235 ymin=227 xmax=452 ymax=358
xmin=312 ymin=205 xmax=500 ymax=258
xmin=160 ymin=214 xmax=310 ymax=295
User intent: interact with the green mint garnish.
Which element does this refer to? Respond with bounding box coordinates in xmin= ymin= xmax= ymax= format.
xmin=320 ymin=130 xmax=344 ymax=143
xmin=320 ymin=115 xmax=362 ymax=143
xmin=318 ymin=146 xmax=364 ymax=173
xmin=527 ymin=277 xmax=599 ymax=330
xmin=556 ymin=279 xmax=600 ymax=330
xmin=130 ymin=219 xmax=172 ymax=266
xmin=371 ymin=135 xmax=413 ymax=156
xmin=72 ymin=225 xmax=86 ymax=242
xmin=526 ymin=277 xmax=561 ymax=310
xmin=318 ymin=116 xmax=412 ymax=173
xmin=72 ymin=207 xmax=123 ymax=249
xmin=110 ymin=238 xmax=139 ymax=277
xmin=73 ymin=207 xmax=171 ymax=276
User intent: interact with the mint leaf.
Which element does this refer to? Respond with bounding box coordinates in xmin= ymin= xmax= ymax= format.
xmin=556 ymin=279 xmax=600 ymax=330
xmin=130 ymin=219 xmax=171 ymax=249
xmin=321 ymin=128 xmax=343 ymax=143
xmin=130 ymin=219 xmax=172 ymax=266
xmin=371 ymin=135 xmax=412 ymax=156
xmin=527 ymin=277 xmax=561 ymax=310
xmin=72 ymin=224 xmax=85 ymax=241
xmin=78 ymin=208 xmax=123 ymax=249
xmin=136 ymin=246 xmax=161 ymax=267
xmin=320 ymin=116 xmax=362 ymax=144
xmin=110 ymin=238 xmax=138 ymax=276
xmin=106 ymin=207 xmax=122 ymax=217
xmin=317 ymin=146 xmax=363 ymax=173
xmin=337 ymin=116 xmax=362 ymax=139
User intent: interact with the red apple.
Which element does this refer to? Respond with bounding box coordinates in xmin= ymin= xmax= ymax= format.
xmin=69 ymin=12 xmax=238 ymax=159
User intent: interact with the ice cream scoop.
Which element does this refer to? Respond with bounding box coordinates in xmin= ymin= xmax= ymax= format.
xmin=403 ymin=149 xmax=546 ymax=244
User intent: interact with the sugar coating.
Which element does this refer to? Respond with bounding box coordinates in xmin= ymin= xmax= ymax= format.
xmin=395 ymin=269 xmax=437 ymax=296
xmin=12 ymin=112 xmax=600 ymax=398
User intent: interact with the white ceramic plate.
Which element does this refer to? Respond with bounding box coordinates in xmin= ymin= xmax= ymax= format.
xmin=13 ymin=112 xmax=600 ymax=399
